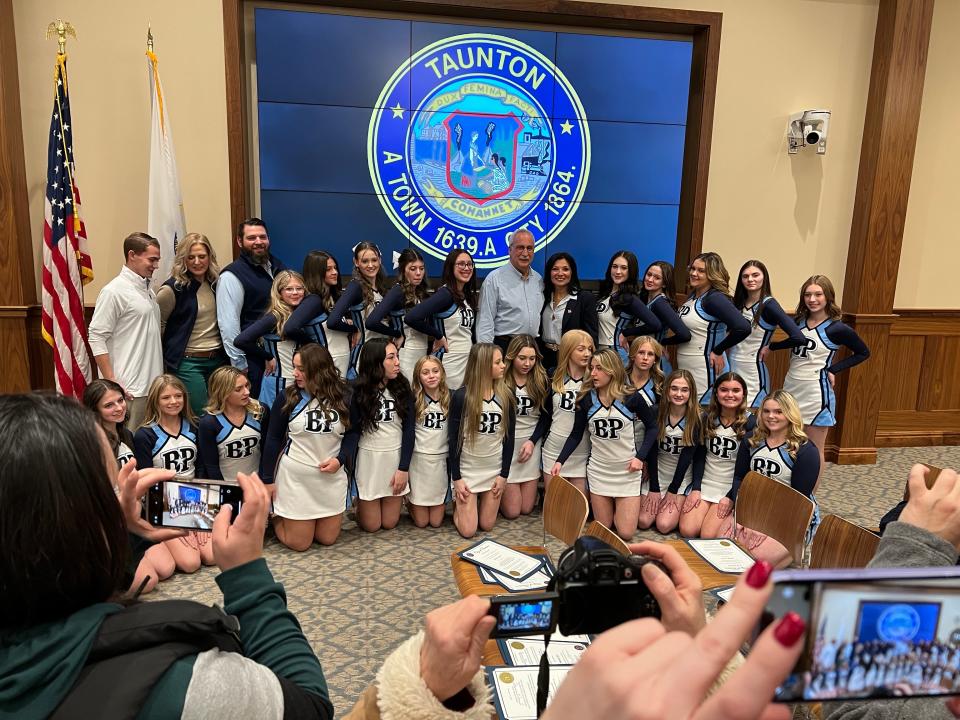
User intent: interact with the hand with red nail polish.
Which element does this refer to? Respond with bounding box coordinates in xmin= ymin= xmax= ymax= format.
xmin=543 ymin=543 xmax=805 ymax=720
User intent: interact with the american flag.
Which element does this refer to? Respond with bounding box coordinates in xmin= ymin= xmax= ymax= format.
xmin=40 ymin=54 xmax=93 ymax=398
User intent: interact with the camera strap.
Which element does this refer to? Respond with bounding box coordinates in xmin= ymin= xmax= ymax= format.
xmin=536 ymin=631 xmax=551 ymax=717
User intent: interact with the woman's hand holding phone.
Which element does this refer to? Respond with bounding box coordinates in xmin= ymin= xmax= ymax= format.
xmin=117 ymin=460 xmax=186 ymax=542
xmin=213 ymin=471 xmax=270 ymax=572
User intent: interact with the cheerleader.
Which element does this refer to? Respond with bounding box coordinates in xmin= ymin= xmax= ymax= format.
xmin=635 ymin=261 xmax=691 ymax=372
xmin=653 ymin=369 xmax=702 ymax=534
xmin=366 ymin=248 xmax=431 ymax=384
xmin=729 ymin=390 xmax=821 ymax=567
xmin=198 ymin=366 xmax=269 ymax=481
xmin=234 ymin=270 xmax=305 ymax=408
xmin=261 ymin=343 xmax=351 ymax=550
xmin=550 ymin=349 xmax=657 ymax=540
xmin=773 ymin=275 xmax=869 ymax=484
xmin=541 ymin=329 xmax=595 ymax=498
xmin=284 ymin=250 xmax=350 ymax=377
xmin=344 ymin=337 xmax=415 ymax=532
xmin=83 ymin=379 xmax=173 ymax=594
xmin=595 ymin=251 xmax=661 ymax=362
xmin=449 ymin=343 xmax=516 ymax=538
xmin=501 ymin=335 xmax=550 ymax=519
xmin=133 ymin=374 xmax=211 ymax=573
xmin=404 ymin=249 xmax=477 ymax=390
xmin=407 ymin=355 xmax=450 ymax=528
xmin=329 ymin=241 xmax=392 ymax=380
xmin=83 ymin=378 xmax=135 ymax=470
xmin=684 ymin=372 xmax=756 ymax=539
xmin=728 ymin=260 xmax=805 ymax=407
xmin=675 ymin=252 xmax=751 ymax=404
xmin=626 ymin=335 xmax=664 ymax=407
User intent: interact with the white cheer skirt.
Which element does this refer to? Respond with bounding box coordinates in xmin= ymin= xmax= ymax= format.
xmin=407 ymin=452 xmax=449 ymax=506
xmin=273 ymin=456 xmax=349 ymax=520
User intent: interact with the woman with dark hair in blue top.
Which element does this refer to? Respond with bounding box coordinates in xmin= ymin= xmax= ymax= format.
xmin=595 ymin=250 xmax=662 ymax=365
xmin=366 ymin=248 xmax=431 ymax=384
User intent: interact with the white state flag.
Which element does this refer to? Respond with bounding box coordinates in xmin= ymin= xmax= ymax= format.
xmin=146 ymin=49 xmax=186 ymax=290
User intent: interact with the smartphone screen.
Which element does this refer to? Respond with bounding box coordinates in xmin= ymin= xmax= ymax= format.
xmin=764 ymin=570 xmax=960 ymax=702
xmin=490 ymin=594 xmax=559 ymax=638
xmin=147 ymin=480 xmax=243 ymax=532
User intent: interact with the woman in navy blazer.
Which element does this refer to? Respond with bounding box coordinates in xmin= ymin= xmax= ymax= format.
xmin=538 ymin=252 xmax=599 ymax=372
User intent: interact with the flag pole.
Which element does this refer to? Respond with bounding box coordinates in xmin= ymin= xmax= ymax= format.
xmin=46 ymin=20 xmax=80 ymax=224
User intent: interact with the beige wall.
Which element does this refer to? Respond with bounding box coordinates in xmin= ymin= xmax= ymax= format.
xmin=896 ymin=0 xmax=960 ymax=309
xmin=16 ymin=0 xmax=882 ymax=302
xmin=619 ymin=0 xmax=878 ymax=303
xmin=14 ymin=0 xmax=232 ymax=298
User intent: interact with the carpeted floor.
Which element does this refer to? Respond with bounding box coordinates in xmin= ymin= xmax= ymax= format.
xmin=151 ymin=446 xmax=960 ymax=717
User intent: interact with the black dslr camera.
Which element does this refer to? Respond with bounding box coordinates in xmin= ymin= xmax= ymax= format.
xmin=487 ymin=536 xmax=666 ymax=638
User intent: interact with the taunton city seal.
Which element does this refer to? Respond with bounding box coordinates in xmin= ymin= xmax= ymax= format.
xmin=369 ymin=33 xmax=590 ymax=268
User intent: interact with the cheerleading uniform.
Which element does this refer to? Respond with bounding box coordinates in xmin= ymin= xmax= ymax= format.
xmin=727 ymin=297 xmax=804 ymax=407
xmin=508 ymin=382 xmax=550 ymax=484
xmin=408 ymin=395 xmax=450 ymax=506
xmin=448 ymin=388 xmax=515 ymax=493
xmin=284 ymin=293 xmax=351 ymax=379
xmin=366 ymin=284 xmax=431 ymax=385
xmin=134 ymin=418 xmax=199 ymax=480
xmin=197 ymin=408 xmax=269 ymax=481
xmin=405 ymin=286 xmax=476 ymax=390
xmin=541 ymin=374 xmax=590 ymax=477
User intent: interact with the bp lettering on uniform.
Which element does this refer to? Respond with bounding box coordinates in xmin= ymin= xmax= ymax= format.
xmin=225 ymin=437 xmax=259 ymax=459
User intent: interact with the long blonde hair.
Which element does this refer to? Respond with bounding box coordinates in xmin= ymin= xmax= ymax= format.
xmin=626 ymin=335 xmax=665 ymax=397
xmin=579 ymin=348 xmax=629 ymax=404
xmin=459 ymin=343 xmax=512 ymax=450
xmin=657 ymin=369 xmax=700 ymax=446
xmin=751 ymin=390 xmax=807 ymax=457
xmin=412 ymin=355 xmax=450 ymax=420
xmin=704 ymin=372 xmax=749 ymax=440
xmin=170 ymin=233 xmax=219 ymax=288
xmin=266 ymin=270 xmax=305 ymax=338
xmin=141 ymin=374 xmax=196 ymax=428
xmin=690 ymin=251 xmax=731 ymax=297
xmin=552 ymin=329 xmax=594 ymax=394
xmin=794 ymin=274 xmax=842 ymax=322
xmin=205 ymin=366 xmax=263 ymax=420
xmin=504 ymin=334 xmax=548 ymax=410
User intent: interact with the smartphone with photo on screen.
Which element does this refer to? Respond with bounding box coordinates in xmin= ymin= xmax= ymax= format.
xmin=147 ymin=479 xmax=243 ymax=533
xmin=752 ymin=566 xmax=960 ymax=703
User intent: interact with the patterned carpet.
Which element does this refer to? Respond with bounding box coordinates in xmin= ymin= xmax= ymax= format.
xmin=151 ymin=446 xmax=960 ymax=717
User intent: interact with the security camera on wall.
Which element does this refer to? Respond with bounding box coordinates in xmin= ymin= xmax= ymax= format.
xmin=788 ymin=110 xmax=831 ymax=155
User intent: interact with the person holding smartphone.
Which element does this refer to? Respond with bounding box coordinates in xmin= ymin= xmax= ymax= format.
xmin=825 ymin=465 xmax=960 ymax=720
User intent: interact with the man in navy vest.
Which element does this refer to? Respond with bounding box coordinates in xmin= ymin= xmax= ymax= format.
xmin=216 ymin=218 xmax=287 ymax=397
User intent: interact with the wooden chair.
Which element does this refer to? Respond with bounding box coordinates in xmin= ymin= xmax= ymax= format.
xmin=582 ymin=520 xmax=632 ymax=556
xmin=543 ymin=475 xmax=589 ymax=547
xmin=733 ymin=471 xmax=814 ymax=567
xmin=809 ymin=514 xmax=880 ymax=569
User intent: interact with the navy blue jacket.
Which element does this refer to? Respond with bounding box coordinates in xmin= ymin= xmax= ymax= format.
xmin=160 ymin=277 xmax=209 ymax=372
xmin=220 ymin=253 xmax=287 ymax=330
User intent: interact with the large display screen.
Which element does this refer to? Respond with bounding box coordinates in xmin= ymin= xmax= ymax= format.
xmin=254 ymin=8 xmax=692 ymax=279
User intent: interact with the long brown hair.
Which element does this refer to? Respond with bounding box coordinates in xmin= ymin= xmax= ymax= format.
xmin=504 ymin=334 xmax=548 ymax=410
xmin=396 ymin=247 xmax=429 ymax=307
xmin=733 ymin=259 xmax=773 ymax=325
xmin=352 ymin=241 xmax=391 ymax=306
xmin=689 ymin=252 xmax=731 ymax=297
xmin=703 ymin=372 xmax=750 ymax=440
xmin=412 ymin=355 xmax=450 ymax=420
xmin=794 ymin=274 xmax=842 ymax=322
xmin=302 ymin=250 xmax=340 ymax=311
xmin=441 ymin=249 xmax=478 ymax=310
xmin=657 ymin=369 xmax=700 ymax=446
xmin=459 ymin=343 xmax=511 ymax=450
xmin=641 ymin=260 xmax=677 ymax=307
xmin=281 ymin=344 xmax=348 ymax=424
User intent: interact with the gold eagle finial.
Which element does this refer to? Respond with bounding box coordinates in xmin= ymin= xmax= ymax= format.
xmin=46 ymin=19 xmax=77 ymax=54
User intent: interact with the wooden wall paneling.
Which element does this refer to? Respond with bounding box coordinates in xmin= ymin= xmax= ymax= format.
xmin=222 ymin=0 xmax=722 ymax=280
xmin=0 ymin=0 xmax=37 ymax=393
xmin=918 ymin=336 xmax=960 ymax=410
xmin=879 ymin=333 xmax=922 ymax=411
xmin=829 ymin=0 xmax=935 ymax=464
xmin=223 ymin=0 xmax=246 ymax=255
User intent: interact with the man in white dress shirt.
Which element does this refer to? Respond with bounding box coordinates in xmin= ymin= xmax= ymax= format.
xmin=88 ymin=232 xmax=164 ymax=428
xmin=476 ymin=228 xmax=544 ymax=355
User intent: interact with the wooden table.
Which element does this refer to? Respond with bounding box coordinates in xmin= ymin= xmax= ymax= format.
xmin=450 ymin=538 xmax=741 ymax=666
